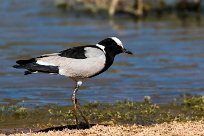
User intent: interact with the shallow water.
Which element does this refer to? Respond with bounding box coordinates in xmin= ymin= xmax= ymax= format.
xmin=0 ymin=0 xmax=204 ymax=106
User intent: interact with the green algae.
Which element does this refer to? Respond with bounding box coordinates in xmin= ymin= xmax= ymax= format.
xmin=0 ymin=96 xmax=203 ymax=132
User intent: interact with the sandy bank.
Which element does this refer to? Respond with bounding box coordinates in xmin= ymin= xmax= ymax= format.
xmin=1 ymin=121 xmax=203 ymax=136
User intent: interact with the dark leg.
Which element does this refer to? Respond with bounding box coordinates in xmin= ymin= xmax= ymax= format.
xmin=71 ymin=86 xmax=79 ymax=128
xmin=76 ymin=98 xmax=91 ymax=128
xmin=72 ymin=81 xmax=90 ymax=128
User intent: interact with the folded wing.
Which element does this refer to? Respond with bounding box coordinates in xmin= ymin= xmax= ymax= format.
xmin=13 ymin=46 xmax=106 ymax=78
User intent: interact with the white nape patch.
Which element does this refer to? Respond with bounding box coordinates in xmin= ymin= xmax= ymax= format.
xmin=110 ymin=37 xmax=123 ymax=48
xmin=96 ymin=44 xmax=106 ymax=54
xmin=36 ymin=60 xmax=55 ymax=66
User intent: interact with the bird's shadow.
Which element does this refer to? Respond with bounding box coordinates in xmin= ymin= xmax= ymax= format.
xmin=1 ymin=123 xmax=99 ymax=135
xmin=36 ymin=123 xmax=98 ymax=133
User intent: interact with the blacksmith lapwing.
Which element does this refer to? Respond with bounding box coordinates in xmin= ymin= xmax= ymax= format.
xmin=13 ymin=37 xmax=133 ymax=128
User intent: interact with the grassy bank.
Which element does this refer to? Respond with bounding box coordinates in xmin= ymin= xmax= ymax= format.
xmin=0 ymin=96 xmax=204 ymax=134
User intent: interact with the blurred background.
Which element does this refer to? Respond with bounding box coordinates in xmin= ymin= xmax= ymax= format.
xmin=0 ymin=0 xmax=204 ymax=106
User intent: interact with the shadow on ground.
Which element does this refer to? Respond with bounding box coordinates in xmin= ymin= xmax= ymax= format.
xmin=36 ymin=123 xmax=98 ymax=132
xmin=1 ymin=123 xmax=99 ymax=135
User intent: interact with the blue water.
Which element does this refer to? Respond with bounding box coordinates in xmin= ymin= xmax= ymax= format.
xmin=0 ymin=0 xmax=204 ymax=106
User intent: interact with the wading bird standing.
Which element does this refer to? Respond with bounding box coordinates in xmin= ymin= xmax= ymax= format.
xmin=13 ymin=37 xmax=133 ymax=128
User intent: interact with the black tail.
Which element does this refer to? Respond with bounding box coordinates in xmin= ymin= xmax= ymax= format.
xmin=13 ymin=64 xmax=26 ymax=69
xmin=13 ymin=58 xmax=59 ymax=75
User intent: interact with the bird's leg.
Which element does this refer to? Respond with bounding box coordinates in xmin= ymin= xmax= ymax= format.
xmin=71 ymin=86 xmax=79 ymax=128
xmin=76 ymin=98 xmax=91 ymax=128
xmin=73 ymin=81 xmax=91 ymax=128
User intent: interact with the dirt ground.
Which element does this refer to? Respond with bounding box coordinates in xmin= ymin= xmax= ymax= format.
xmin=1 ymin=121 xmax=204 ymax=136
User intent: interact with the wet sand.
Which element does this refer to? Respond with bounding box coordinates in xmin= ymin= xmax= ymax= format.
xmin=1 ymin=121 xmax=203 ymax=136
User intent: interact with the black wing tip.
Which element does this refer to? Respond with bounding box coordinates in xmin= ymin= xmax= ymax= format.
xmin=16 ymin=60 xmax=21 ymax=64
xmin=16 ymin=60 xmax=25 ymax=64
xmin=16 ymin=58 xmax=36 ymax=65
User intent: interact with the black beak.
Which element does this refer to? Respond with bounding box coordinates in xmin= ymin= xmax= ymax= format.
xmin=123 ymin=48 xmax=133 ymax=54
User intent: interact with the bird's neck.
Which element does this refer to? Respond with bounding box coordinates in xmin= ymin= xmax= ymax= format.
xmin=102 ymin=48 xmax=117 ymax=72
xmin=88 ymin=49 xmax=115 ymax=78
xmin=105 ymin=52 xmax=115 ymax=66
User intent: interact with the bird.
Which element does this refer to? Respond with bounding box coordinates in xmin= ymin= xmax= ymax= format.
xmin=13 ymin=37 xmax=133 ymax=128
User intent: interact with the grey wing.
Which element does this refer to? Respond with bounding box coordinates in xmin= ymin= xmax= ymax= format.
xmin=36 ymin=46 xmax=106 ymax=78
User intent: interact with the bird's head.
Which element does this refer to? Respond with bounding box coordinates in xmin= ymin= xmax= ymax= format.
xmin=97 ymin=37 xmax=133 ymax=56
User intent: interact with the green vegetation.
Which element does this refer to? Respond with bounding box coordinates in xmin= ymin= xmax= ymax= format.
xmin=0 ymin=96 xmax=204 ymax=132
